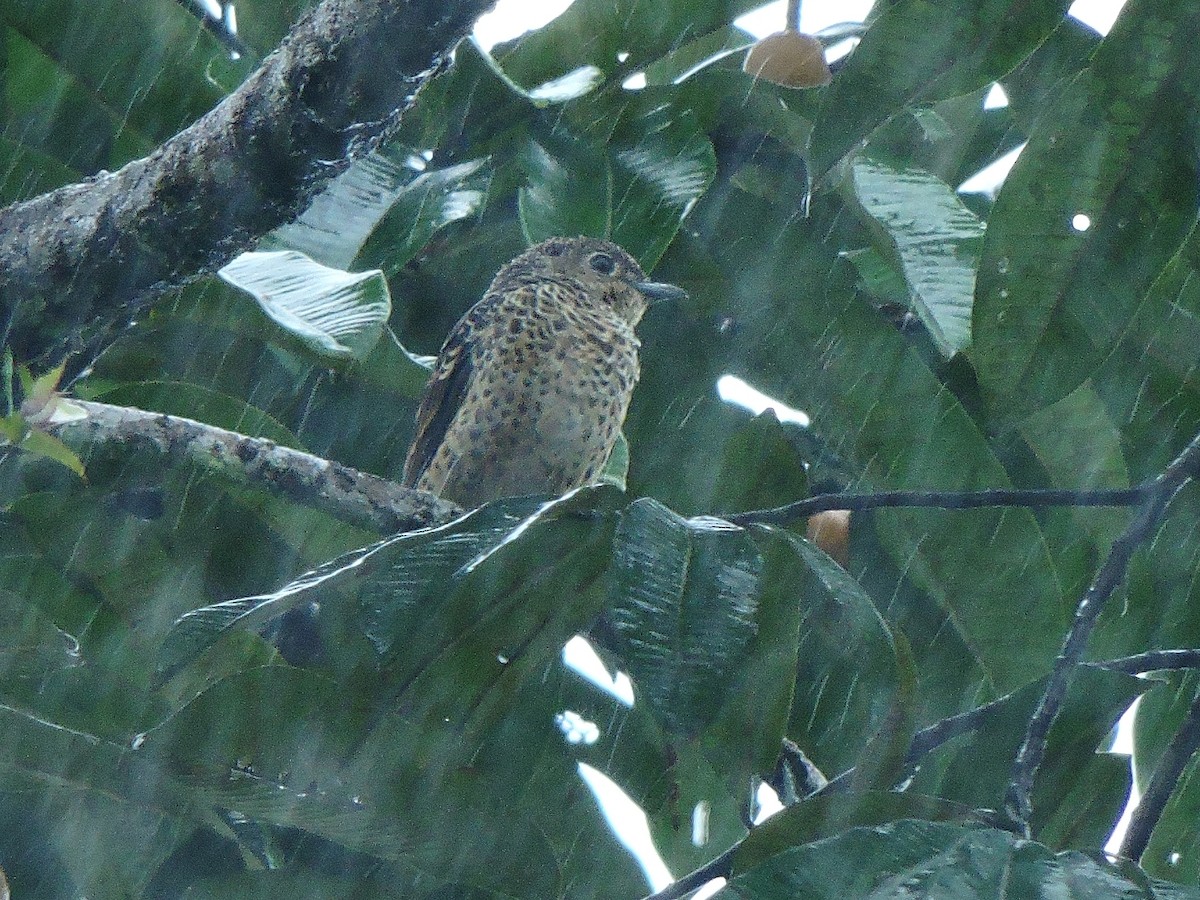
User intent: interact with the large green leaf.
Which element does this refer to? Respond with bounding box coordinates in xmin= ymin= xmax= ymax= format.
xmin=808 ymin=0 xmax=1073 ymax=180
xmin=0 ymin=0 xmax=248 ymax=165
xmin=271 ymin=154 xmax=491 ymax=273
xmin=972 ymin=0 xmax=1200 ymax=414
xmin=601 ymin=500 xmax=801 ymax=791
xmin=218 ymin=251 xmax=392 ymax=362
xmin=725 ymin=820 xmax=1200 ymax=899
xmin=697 ymin=185 xmax=1067 ymax=693
xmin=849 ymin=155 xmax=984 ymax=357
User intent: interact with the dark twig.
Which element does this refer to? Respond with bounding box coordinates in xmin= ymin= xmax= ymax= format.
xmin=644 ymin=640 xmax=1200 ymax=900
xmin=905 ymin=692 xmax=1016 ymax=765
xmin=1006 ymin=432 xmax=1200 ymax=834
xmin=725 ymin=485 xmax=1146 ymax=527
xmin=1090 ymin=649 xmax=1200 ymax=676
xmin=174 ymin=0 xmax=253 ymax=59
xmin=1119 ymin=685 xmax=1200 ymax=861
xmin=787 ymin=0 xmax=802 ymax=31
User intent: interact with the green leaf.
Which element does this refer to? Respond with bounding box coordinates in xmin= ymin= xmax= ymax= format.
xmin=850 ymin=156 xmax=984 ymax=356
xmin=840 ymin=246 xmax=912 ymax=310
xmin=0 ymin=0 xmax=249 ymax=162
xmin=610 ymin=128 xmax=716 ymax=270
xmin=726 ymin=820 xmax=1199 ymax=899
xmin=809 ymin=0 xmax=1073 ymax=180
xmin=640 ymin=25 xmax=756 ymax=87
xmin=518 ymin=138 xmax=613 ymax=244
xmin=1019 ymin=382 xmax=1130 ymax=548
xmin=601 ymin=500 xmax=805 ymax=795
xmin=710 ymin=409 xmax=809 ymax=514
xmin=732 ymin=792 xmax=980 ymax=874
xmin=598 ymin=431 xmax=630 ymax=489
xmin=515 ymin=116 xmax=715 ymax=270
xmin=701 ymin=187 xmax=1067 ymax=693
xmin=218 ymin=251 xmax=392 ymax=361
xmin=16 ymin=427 xmax=85 ymax=478
xmin=782 ymin=533 xmax=902 ymax=776
xmin=972 ymin=0 xmax=1200 ymax=412
xmin=271 ymin=154 xmax=491 ymax=272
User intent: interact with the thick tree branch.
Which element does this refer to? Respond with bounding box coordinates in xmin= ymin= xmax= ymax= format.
xmin=0 ymin=0 xmax=493 ymax=366
xmin=47 ymin=399 xmax=459 ymax=533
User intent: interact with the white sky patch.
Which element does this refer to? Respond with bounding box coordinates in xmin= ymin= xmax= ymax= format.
xmin=564 ymin=635 xmax=635 ymax=706
xmin=983 ymin=83 xmax=1009 ymax=110
xmin=958 ymin=142 xmax=1025 ymax=197
xmin=718 ymin=374 xmax=811 ymax=427
xmin=578 ymin=763 xmax=675 ymax=892
xmin=734 ymin=0 xmax=875 ymax=37
xmin=1106 ymin=695 xmax=1142 ymax=856
xmin=474 ymin=0 xmax=577 ymax=51
xmin=1069 ymin=0 xmax=1127 ymax=34
xmin=1072 ymin=213 xmax=1092 ymax=232
xmin=755 ymin=781 xmax=785 ymax=823
xmin=555 ymin=709 xmax=600 ymax=745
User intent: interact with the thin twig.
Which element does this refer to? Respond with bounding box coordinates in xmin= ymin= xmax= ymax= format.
xmin=906 ymin=692 xmax=1016 ymax=765
xmin=725 ymin=485 xmax=1146 ymax=527
xmin=1119 ymin=685 xmax=1200 ymax=861
xmin=787 ymin=0 xmax=802 ymax=31
xmin=174 ymin=0 xmax=254 ymax=59
xmin=1090 ymin=649 xmax=1200 ymax=675
xmin=1006 ymin=431 xmax=1200 ymax=834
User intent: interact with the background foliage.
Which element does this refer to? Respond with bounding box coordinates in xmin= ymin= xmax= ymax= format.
xmin=3 ymin=0 xmax=1200 ymax=896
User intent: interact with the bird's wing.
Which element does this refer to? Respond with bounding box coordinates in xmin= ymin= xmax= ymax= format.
xmin=402 ymin=317 xmax=476 ymax=488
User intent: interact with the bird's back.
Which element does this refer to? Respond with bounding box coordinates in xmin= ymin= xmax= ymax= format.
xmin=402 ymin=280 xmax=640 ymax=507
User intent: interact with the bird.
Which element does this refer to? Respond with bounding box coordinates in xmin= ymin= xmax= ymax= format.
xmin=402 ymin=236 xmax=686 ymax=507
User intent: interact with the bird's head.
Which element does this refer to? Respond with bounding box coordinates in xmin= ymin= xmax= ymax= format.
xmin=498 ymin=236 xmax=687 ymax=327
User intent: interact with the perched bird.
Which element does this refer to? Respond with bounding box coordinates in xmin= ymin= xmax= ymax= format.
xmin=402 ymin=236 xmax=686 ymax=507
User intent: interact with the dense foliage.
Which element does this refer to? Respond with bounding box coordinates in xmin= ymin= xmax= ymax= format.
xmin=3 ymin=0 xmax=1200 ymax=896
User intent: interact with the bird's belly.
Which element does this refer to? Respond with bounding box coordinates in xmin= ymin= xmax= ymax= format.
xmin=439 ymin=362 xmax=632 ymax=505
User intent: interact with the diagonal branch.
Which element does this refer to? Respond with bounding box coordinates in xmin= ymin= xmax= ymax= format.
xmin=46 ymin=399 xmax=459 ymax=533
xmin=0 ymin=0 xmax=494 ymax=367
xmin=1005 ymin=431 xmax=1200 ymax=834
xmin=1118 ymin=684 xmax=1200 ymax=862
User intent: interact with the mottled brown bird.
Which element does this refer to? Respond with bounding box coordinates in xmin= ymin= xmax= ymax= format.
xmin=402 ymin=236 xmax=686 ymax=507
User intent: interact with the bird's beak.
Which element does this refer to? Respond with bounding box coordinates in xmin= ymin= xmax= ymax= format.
xmin=633 ymin=280 xmax=688 ymax=304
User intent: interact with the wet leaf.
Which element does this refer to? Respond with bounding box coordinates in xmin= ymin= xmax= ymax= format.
xmin=219 ymin=251 xmax=392 ymax=362
xmin=850 ymin=155 xmax=984 ymax=357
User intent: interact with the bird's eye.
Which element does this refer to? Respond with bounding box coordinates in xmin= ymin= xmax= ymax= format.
xmin=544 ymin=241 xmax=568 ymax=257
xmin=588 ymin=252 xmax=615 ymax=275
